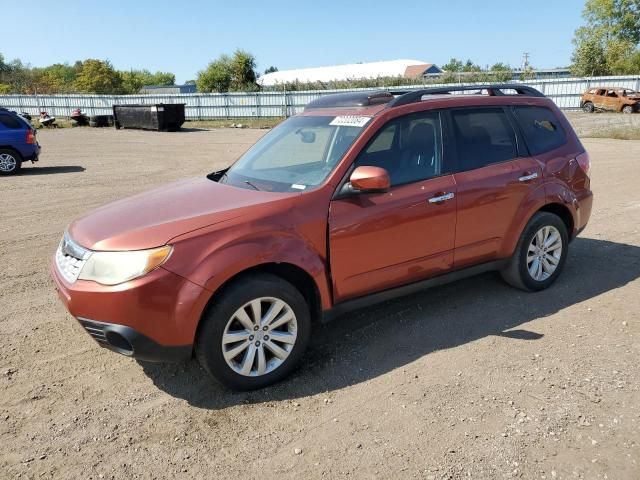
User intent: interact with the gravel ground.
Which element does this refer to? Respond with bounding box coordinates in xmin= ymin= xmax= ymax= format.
xmin=564 ymin=111 xmax=640 ymax=138
xmin=0 ymin=124 xmax=639 ymax=480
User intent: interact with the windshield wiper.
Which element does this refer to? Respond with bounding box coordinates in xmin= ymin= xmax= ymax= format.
xmin=244 ymin=180 xmax=260 ymax=191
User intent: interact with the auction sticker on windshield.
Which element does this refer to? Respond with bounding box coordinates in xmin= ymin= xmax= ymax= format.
xmin=329 ymin=116 xmax=371 ymax=128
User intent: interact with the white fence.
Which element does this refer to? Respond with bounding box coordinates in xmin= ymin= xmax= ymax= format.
xmin=2 ymin=75 xmax=640 ymax=119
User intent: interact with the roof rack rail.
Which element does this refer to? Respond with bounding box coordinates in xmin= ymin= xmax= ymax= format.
xmin=304 ymin=90 xmax=394 ymax=110
xmin=387 ymin=84 xmax=545 ymax=108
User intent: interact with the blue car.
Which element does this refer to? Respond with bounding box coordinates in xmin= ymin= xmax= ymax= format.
xmin=0 ymin=108 xmax=41 ymax=175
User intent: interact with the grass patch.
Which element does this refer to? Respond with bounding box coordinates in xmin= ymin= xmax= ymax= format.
xmin=184 ymin=117 xmax=284 ymax=129
xmin=582 ymin=126 xmax=640 ymax=140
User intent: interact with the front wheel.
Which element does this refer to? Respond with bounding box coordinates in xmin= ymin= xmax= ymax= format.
xmin=582 ymin=102 xmax=595 ymax=113
xmin=622 ymin=105 xmax=634 ymax=114
xmin=501 ymin=212 xmax=569 ymax=291
xmin=196 ymin=273 xmax=311 ymax=390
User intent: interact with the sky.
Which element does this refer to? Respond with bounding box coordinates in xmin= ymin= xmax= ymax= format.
xmin=2 ymin=0 xmax=587 ymax=84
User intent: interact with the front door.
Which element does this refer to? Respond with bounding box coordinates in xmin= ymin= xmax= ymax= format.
xmin=328 ymin=111 xmax=457 ymax=302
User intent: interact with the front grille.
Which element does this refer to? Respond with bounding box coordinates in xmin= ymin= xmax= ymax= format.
xmin=55 ymin=233 xmax=90 ymax=283
xmin=78 ymin=318 xmax=108 ymax=345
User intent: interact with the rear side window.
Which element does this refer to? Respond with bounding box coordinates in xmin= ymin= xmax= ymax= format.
xmin=450 ymin=108 xmax=518 ymax=171
xmin=0 ymin=114 xmax=23 ymax=129
xmin=513 ymin=106 xmax=566 ymax=155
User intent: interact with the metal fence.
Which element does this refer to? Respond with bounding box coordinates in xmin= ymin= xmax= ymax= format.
xmin=2 ymin=75 xmax=640 ymax=119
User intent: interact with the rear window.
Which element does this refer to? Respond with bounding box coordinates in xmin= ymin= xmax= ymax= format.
xmin=513 ymin=106 xmax=566 ymax=155
xmin=0 ymin=114 xmax=23 ymax=129
xmin=451 ymin=108 xmax=518 ymax=171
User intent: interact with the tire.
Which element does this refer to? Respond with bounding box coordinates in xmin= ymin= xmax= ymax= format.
xmin=500 ymin=212 xmax=569 ymax=292
xmin=196 ymin=273 xmax=311 ymax=390
xmin=582 ymin=102 xmax=594 ymax=113
xmin=0 ymin=149 xmax=22 ymax=176
xmin=622 ymin=105 xmax=633 ymax=114
xmin=89 ymin=120 xmax=98 ymax=128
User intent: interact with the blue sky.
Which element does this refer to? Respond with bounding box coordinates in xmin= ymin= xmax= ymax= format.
xmin=4 ymin=0 xmax=586 ymax=83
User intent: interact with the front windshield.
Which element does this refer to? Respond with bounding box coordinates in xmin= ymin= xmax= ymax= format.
xmin=220 ymin=115 xmax=367 ymax=192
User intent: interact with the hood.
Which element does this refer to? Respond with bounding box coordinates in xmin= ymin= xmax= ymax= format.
xmin=68 ymin=177 xmax=291 ymax=251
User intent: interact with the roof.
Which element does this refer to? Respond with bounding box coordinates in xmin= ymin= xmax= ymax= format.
xmin=403 ymin=64 xmax=435 ymax=78
xmin=258 ymin=59 xmax=429 ymax=86
xmin=139 ymin=84 xmax=197 ymax=94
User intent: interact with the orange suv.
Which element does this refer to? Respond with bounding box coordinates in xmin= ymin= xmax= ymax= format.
xmin=581 ymin=87 xmax=640 ymax=113
xmin=51 ymin=84 xmax=593 ymax=390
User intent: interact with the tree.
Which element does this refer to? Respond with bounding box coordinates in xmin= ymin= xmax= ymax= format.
xmin=32 ymin=63 xmax=77 ymax=94
xmin=442 ymin=58 xmax=464 ymax=72
xmin=120 ymin=69 xmax=176 ymax=94
xmin=490 ymin=63 xmax=514 ymax=82
xmin=197 ymin=55 xmax=233 ymax=92
xmin=571 ymin=0 xmax=640 ymax=75
xmin=196 ymin=50 xmax=258 ymax=92
xmin=264 ymin=66 xmax=278 ymax=75
xmin=229 ymin=49 xmax=258 ymax=90
xmin=74 ymin=59 xmax=123 ymax=94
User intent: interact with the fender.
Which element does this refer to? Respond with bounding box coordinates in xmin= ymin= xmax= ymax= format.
xmin=164 ymin=224 xmax=333 ymax=309
xmin=544 ymin=180 xmax=580 ymax=232
xmin=498 ymin=182 xmax=548 ymax=258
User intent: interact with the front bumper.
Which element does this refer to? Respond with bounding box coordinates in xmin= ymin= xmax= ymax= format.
xmin=51 ymin=258 xmax=211 ymax=362
xmin=77 ymin=317 xmax=192 ymax=362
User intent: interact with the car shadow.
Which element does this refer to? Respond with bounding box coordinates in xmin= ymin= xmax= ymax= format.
xmin=19 ymin=166 xmax=85 ymax=175
xmin=139 ymin=237 xmax=640 ymax=409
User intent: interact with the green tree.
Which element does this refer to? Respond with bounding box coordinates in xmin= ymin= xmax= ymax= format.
xmin=74 ymin=59 xmax=123 ymax=94
xmin=32 ymin=63 xmax=77 ymax=94
xmin=120 ymin=69 xmax=176 ymax=94
xmin=571 ymin=0 xmax=640 ymax=75
xmin=264 ymin=66 xmax=278 ymax=75
xmin=196 ymin=50 xmax=258 ymax=92
xmin=442 ymin=58 xmax=464 ymax=72
xmin=490 ymin=63 xmax=514 ymax=82
xmin=197 ymin=55 xmax=233 ymax=92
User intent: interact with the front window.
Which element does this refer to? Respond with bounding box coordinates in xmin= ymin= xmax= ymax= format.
xmin=219 ymin=115 xmax=367 ymax=192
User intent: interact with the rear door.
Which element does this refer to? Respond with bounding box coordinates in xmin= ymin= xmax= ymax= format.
xmin=449 ymin=107 xmax=542 ymax=268
xmin=602 ymin=90 xmax=620 ymax=111
xmin=328 ymin=111 xmax=457 ymax=302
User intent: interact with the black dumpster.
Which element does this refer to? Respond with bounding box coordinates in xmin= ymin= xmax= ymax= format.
xmin=112 ymin=104 xmax=185 ymax=132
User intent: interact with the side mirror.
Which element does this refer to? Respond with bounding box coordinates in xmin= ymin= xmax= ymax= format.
xmin=349 ymin=166 xmax=390 ymax=193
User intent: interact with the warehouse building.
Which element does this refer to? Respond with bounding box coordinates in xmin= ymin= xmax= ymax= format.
xmin=259 ymin=59 xmax=442 ymax=86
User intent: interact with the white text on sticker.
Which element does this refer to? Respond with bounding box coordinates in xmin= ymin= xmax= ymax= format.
xmin=329 ymin=116 xmax=371 ymax=128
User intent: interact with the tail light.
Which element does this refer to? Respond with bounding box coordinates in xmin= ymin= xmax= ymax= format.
xmin=26 ymin=129 xmax=36 ymax=145
xmin=576 ymin=151 xmax=590 ymax=178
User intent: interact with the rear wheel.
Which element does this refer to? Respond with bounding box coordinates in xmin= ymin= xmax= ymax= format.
xmin=622 ymin=105 xmax=634 ymax=114
xmin=0 ymin=149 xmax=22 ymax=176
xmin=582 ymin=102 xmax=594 ymax=113
xmin=501 ymin=212 xmax=568 ymax=291
xmin=196 ymin=273 xmax=311 ymax=390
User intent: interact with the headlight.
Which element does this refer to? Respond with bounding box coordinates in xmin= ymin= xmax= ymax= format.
xmin=78 ymin=246 xmax=172 ymax=285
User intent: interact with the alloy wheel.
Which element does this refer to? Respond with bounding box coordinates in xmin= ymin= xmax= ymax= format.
xmin=0 ymin=153 xmax=17 ymax=172
xmin=527 ymin=226 xmax=563 ymax=281
xmin=221 ymin=297 xmax=298 ymax=377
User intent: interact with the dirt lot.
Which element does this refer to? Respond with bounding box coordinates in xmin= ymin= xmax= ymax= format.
xmin=1 ymin=121 xmax=639 ymax=480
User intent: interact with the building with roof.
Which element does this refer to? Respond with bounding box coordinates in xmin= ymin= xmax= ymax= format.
xmin=258 ymin=59 xmax=442 ymax=86
xmin=139 ymin=84 xmax=197 ymax=94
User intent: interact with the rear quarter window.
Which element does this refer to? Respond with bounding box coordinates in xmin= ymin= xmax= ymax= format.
xmin=0 ymin=114 xmax=24 ymax=129
xmin=513 ymin=106 xmax=566 ymax=156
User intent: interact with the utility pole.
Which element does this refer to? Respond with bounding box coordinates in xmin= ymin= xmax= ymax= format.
xmin=522 ymin=52 xmax=530 ymax=71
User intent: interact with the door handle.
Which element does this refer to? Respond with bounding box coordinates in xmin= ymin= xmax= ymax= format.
xmin=518 ymin=172 xmax=539 ymax=182
xmin=428 ymin=192 xmax=455 ymax=204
